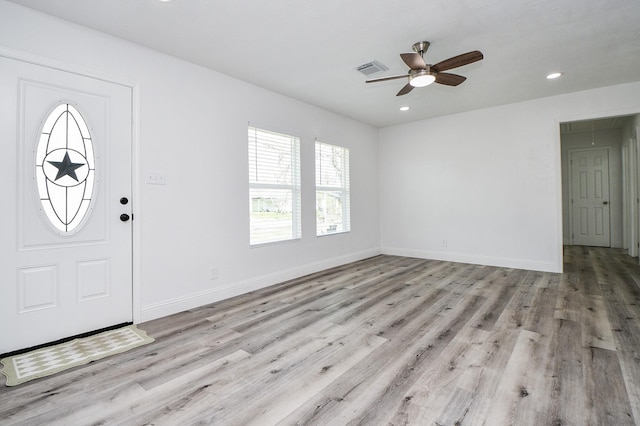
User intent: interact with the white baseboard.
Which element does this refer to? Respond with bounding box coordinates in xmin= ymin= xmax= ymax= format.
xmin=140 ymin=248 xmax=381 ymax=322
xmin=381 ymin=246 xmax=561 ymax=273
xmin=140 ymin=246 xmax=562 ymax=323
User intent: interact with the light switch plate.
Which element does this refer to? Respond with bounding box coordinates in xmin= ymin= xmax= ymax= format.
xmin=146 ymin=172 xmax=166 ymax=185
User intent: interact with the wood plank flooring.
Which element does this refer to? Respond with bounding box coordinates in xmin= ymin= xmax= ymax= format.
xmin=2 ymin=246 xmax=640 ymax=425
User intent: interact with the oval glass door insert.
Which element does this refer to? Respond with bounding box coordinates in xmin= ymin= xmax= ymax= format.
xmin=35 ymin=103 xmax=96 ymax=234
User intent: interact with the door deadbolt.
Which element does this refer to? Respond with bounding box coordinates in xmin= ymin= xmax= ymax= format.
xmin=120 ymin=197 xmax=129 ymax=205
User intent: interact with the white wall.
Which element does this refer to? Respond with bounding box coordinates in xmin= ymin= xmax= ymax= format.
xmin=0 ymin=1 xmax=381 ymax=321
xmin=561 ymin=129 xmax=623 ymax=247
xmin=379 ymin=83 xmax=640 ymax=272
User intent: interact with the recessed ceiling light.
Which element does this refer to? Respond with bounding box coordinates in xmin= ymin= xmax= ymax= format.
xmin=400 ymin=106 xmax=410 ymax=111
xmin=546 ymin=72 xmax=563 ymax=79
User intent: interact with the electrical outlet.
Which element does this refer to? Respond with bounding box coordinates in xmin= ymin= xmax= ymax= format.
xmin=210 ymin=266 xmax=218 ymax=280
xmin=442 ymin=240 xmax=448 ymax=247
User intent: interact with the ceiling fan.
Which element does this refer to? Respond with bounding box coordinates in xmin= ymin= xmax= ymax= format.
xmin=366 ymin=41 xmax=484 ymax=96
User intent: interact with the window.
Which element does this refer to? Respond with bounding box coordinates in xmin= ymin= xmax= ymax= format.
xmin=36 ymin=103 xmax=95 ymax=234
xmin=316 ymin=141 xmax=350 ymax=235
xmin=248 ymin=126 xmax=301 ymax=245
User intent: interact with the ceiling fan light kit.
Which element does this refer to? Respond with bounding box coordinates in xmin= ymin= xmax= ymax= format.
xmin=409 ymin=69 xmax=436 ymax=87
xmin=366 ymin=40 xmax=484 ymax=96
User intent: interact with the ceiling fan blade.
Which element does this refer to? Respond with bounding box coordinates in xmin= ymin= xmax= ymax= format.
xmin=396 ymin=83 xmax=414 ymax=96
xmin=435 ymin=72 xmax=467 ymax=86
xmin=400 ymin=52 xmax=427 ymax=70
xmin=366 ymin=74 xmax=408 ymax=83
xmin=432 ymin=51 xmax=483 ymax=72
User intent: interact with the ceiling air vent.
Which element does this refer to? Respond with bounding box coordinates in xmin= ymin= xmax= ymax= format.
xmin=356 ymin=60 xmax=389 ymax=76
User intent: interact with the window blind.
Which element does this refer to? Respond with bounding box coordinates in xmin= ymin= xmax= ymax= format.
xmin=315 ymin=141 xmax=350 ymax=235
xmin=248 ymin=126 xmax=301 ymax=245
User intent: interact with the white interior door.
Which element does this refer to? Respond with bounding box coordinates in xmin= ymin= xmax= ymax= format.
xmin=570 ymin=148 xmax=611 ymax=247
xmin=0 ymin=56 xmax=133 ymax=354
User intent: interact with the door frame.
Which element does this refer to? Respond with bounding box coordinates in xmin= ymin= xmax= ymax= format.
xmin=622 ymin=137 xmax=639 ymax=256
xmin=0 ymin=45 xmax=142 ymax=323
xmin=567 ymin=146 xmax=613 ymax=247
xmin=636 ymin=136 xmax=640 ymax=262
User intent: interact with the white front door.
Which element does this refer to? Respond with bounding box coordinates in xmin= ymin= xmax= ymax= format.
xmin=571 ymin=148 xmax=611 ymax=247
xmin=0 ymin=56 xmax=133 ymax=354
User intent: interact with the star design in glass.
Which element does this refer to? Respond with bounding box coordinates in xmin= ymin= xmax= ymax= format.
xmin=47 ymin=152 xmax=85 ymax=182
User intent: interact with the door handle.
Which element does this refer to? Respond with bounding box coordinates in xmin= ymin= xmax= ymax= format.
xmin=603 ymin=201 xmax=609 ymax=205
xmin=120 ymin=213 xmax=130 ymax=222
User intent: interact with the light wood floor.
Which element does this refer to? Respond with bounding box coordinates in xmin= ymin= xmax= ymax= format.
xmin=2 ymin=246 xmax=640 ymax=425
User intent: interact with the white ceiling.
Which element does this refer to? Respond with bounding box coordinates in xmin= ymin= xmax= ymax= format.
xmin=8 ymin=0 xmax=640 ymax=128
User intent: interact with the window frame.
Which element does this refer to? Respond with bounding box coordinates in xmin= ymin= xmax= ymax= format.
xmin=315 ymin=140 xmax=350 ymax=236
xmin=248 ymin=125 xmax=301 ymax=246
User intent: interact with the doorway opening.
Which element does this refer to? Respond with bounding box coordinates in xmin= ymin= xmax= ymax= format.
xmin=561 ymin=114 xmax=640 ymax=258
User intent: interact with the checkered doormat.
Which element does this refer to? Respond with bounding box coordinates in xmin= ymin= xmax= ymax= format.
xmin=0 ymin=325 xmax=154 ymax=386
